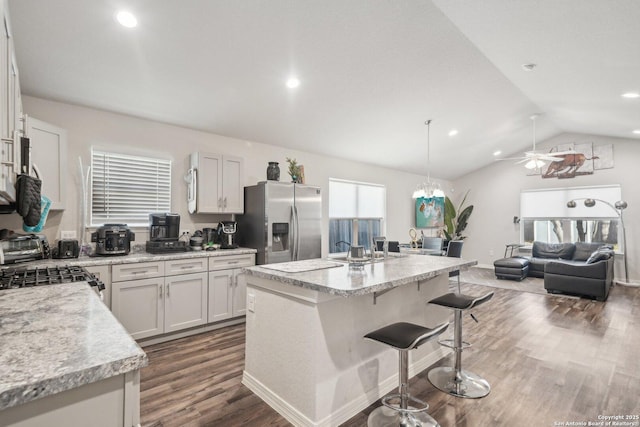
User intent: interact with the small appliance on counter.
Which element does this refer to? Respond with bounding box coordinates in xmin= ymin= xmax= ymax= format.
xmin=52 ymin=239 xmax=80 ymax=259
xmin=91 ymin=224 xmax=134 ymax=256
xmin=217 ymin=221 xmax=239 ymax=249
xmin=0 ymin=234 xmax=50 ymax=265
xmin=145 ymin=213 xmax=187 ymax=254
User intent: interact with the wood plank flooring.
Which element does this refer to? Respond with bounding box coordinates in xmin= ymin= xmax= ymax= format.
xmin=140 ymin=281 xmax=640 ymax=426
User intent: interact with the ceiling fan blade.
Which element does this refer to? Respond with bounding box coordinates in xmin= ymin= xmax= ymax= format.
xmin=494 ymin=156 xmax=526 ymax=161
xmin=547 ymin=150 xmax=576 ymax=156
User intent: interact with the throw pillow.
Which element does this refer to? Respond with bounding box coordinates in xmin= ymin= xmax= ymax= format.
xmin=573 ymin=242 xmax=604 ymax=261
xmin=586 ymin=248 xmax=613 ymax=264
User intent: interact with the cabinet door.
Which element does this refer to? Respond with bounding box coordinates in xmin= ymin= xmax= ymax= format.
xmin=26 ymin=117 xmax=67 ymax=210
xmin=222 ymin=155 xmax=243 ymax=213
xmin=165 ymin=272 xmax=207 ymax=333
xmin=208 ymin=270 xmax=233 ymax=322
xmin=232 ymin=269 xmax=247 ymax=316
xmin=196 ymin=152 xmax=223 ymax=213
xmin=112 ymin=277 xmax=164 ymax=340
xmin=85 ymin=265 xmax=111 ymax=309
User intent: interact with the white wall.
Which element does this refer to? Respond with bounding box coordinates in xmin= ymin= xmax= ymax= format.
xmin=0 ymin=96 xmax=451 ymax=256
xmin=453 ymin=132 xmax=640 ymax=281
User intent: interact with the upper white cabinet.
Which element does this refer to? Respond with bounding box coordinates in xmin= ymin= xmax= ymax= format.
xmin=25 ymin=117 xmax=68 ymax=210
xmin=0 ymin=1 xmax=21 ymax=205
xmin=189 ymin=152 xmax=244 ymax=214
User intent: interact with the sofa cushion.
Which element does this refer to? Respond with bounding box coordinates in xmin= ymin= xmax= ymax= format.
xmin=532 ymin=242 xmax=575 ymax=260
xmin=573 ymin=242 xmax=604 ymax=261
xmin=586 ymin=248 xmax=614 ymax=264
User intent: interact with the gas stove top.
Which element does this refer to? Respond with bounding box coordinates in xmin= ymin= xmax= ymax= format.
xmin=0 ymin=265 xmax=105 ymax=291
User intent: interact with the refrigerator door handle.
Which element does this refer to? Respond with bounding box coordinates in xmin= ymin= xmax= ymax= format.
xmin=293 ymin=205 xmax=300 ymax=261
xmin=290 ymin=205 xmax=296 ymax=261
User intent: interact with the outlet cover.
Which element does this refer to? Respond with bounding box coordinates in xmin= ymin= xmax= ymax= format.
xmin=61 ymin=230 xmax=77 ymax=239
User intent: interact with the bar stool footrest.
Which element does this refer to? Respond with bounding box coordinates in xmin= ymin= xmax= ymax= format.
xmin=438 ymin=338 xmax=471 ymax=350
xmin=381 ymin=393 xmax=429 ymax=413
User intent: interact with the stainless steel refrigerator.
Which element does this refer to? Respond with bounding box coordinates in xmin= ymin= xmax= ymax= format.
xmin=238 ymin=181 xmax=322 ymax=265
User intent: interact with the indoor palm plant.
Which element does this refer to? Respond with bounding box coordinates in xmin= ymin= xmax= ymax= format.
xmin=444 ymin=190 xmax=474 ymax=241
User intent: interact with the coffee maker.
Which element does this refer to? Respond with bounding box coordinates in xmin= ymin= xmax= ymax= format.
xmin=216 ymin=221 xmax=238 ymax=249
xmin=146 ymin=213 xmax=187 ymax=253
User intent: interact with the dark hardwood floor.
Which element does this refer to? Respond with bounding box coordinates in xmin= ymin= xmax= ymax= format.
xmin=140 ymin=282 xmax=640 ymax=426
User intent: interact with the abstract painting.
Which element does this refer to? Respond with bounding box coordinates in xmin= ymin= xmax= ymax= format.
xmin=416 ymin=196 xmax=444 ymax=228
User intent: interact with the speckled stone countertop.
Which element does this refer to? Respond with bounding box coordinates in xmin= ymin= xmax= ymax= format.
xmin=0 ymin=282 xmax=148 ymax=411
xmin=244 ymin=254 xmax=477 ymax=297
xmin=2 ymin=247 xmax=257 ymax=270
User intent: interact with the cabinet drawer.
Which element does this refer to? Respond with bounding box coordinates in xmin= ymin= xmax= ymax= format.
xmin=112 ymin=261 xmax=165 ymax=282
xmin=165 ymin=258 xmax=207 ymax=276
xmin=208 ymin=254 xmax=255 ymax=271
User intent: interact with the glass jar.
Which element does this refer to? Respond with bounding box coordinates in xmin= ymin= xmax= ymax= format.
xmin=267 ymin=162 xmax=280 ymax=181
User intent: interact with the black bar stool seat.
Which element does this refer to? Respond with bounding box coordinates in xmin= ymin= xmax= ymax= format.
xmin=427 ymin=291 xmax=493 ymax=399
xmin=364 ymin=322 xmax=448 ymax=427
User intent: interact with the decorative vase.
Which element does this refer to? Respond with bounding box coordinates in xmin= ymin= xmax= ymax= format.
xmin=267 ymin=162 xmax=280 ymax=181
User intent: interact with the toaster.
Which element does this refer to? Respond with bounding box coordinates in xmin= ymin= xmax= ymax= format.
xmin=52 ymin=239 xmax=80 ymax=259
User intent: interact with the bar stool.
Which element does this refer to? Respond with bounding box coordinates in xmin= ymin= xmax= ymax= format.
xmin=364 ymin=322 xmax=449 ymax=427
xmin=427 ymin=291 xmax=493 ymax=399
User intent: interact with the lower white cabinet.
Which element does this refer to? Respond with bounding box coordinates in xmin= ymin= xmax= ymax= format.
xmin=111 ymin=254 xmax=254 ymax=341
xmin=84 ymin=265 xmax=111 ymax=309
xmin=164 ymin=272 xmax=208 ymax=333
xmin=208 ymin=268 xmax=246 ymax=322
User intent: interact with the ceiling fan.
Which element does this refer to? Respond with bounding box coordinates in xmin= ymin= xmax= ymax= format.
xmin=498 ymin=114 xmax=574 ymax=170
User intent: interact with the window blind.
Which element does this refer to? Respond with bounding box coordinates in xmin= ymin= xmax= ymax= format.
xmin=91 ymin=150 xmax=171 ymax=226
xmin=520 ymin=185 xmax=622 ymax=219
xmin=328 ymin=179 xmax=385 ymax=218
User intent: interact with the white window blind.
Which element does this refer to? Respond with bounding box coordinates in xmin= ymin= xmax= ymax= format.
xmin=520 ymin=185 xmax=622 ymax=219
xmin=329 ymin=179 xmax=385 ymax=218
xmin=91 ymin=150 xmax=171 ymax=226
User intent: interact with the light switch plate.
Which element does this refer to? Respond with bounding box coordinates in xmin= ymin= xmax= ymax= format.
xmin=61 ymin=230 xmax=77 ymax=239
xmin=248 ymin=294 xmax=255 ymax=312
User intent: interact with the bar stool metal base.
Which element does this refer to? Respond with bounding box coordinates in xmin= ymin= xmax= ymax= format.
xmin=368 ymin=405 xmax=440 ymax=427
xmin=427 ymin=366 xmax=490 ymax=399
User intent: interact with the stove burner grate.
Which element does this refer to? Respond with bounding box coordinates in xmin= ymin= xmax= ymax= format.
xmin=0 ymin=265 xmax=105 ymax=291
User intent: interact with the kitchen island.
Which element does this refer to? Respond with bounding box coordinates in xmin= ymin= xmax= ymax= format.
xmin=242 ymin=254 xmax=476 ymax=427
xmin=0 ymin=282 xmax=148 ymax=427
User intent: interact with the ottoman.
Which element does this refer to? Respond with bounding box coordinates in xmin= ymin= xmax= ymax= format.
xmin=494 ymin=257 xmax=530 ymax=281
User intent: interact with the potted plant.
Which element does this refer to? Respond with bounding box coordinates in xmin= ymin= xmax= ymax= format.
xmin=286 ymin=157 xmax=302 ymax=183
xmin=443 ymin=190 xmax=474 ymax=242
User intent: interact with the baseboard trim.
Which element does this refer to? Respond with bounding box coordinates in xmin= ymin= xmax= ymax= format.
xmin=243 ymin=347 xmax=449 ymax=427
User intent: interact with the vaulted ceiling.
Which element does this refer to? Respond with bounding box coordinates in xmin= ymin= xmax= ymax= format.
xmin=8 ymin=0 xmax=640 ymax=179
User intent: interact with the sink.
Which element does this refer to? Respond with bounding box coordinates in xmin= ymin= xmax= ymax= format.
xmin=328 ymin=254 xmax=394 ymax=265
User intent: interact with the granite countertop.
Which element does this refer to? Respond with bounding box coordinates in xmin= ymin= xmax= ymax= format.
xmin=2 ymin=247 xmax=257 ymax=270
xmin=244 ymin=254 xmax=477 ymax=297
xmin=0 ymin=282 xmax=148 ymax=411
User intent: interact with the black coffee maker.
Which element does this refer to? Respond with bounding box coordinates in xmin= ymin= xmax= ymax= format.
xmin=146 ymin=213 xmax=187 ymax=253
xmin=216 ymin=221 xmax=238 ymax=249
xmin=149 ymin=213 xmax=180 ymax=240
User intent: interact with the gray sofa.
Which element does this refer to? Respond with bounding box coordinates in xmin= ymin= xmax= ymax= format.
xmin=528 ymin=241 xmax=614 ymax=301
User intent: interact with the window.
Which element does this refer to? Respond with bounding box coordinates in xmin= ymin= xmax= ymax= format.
xmin=520 ymin=185 xmax=622 ymax=249
xmin=328 ymin=179 xmax=385 ymax=254
xmin=91 ymin=150 xmax=171 ymax=226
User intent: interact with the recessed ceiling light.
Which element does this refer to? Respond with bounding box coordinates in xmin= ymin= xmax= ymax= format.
xmin=622 ymin=92 xmax=640 ymax=99
xmin=633 ymin=129 xmax=640 ymax=135
xmin=448 ymin=129 xmax=458 ymax=137
xmin=522 ymin=63 xmax=537 ymax=71
xmin=116 ymin=10 xmax=137 ymax=28
xmin=286 ymin=77 xmax=300 ymax=89
xmin=493 ymin=150 xmax=502 ymax=156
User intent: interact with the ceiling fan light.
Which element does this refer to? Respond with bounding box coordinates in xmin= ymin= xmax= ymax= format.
xmin=524 ymin=159 xmax=545 ymax=169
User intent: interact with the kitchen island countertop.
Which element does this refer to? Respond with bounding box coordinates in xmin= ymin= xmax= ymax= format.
xmin=243 ymin=254 xmax=477 ymax=297
xmin=0 ymin=282 xmax=148 ymax=411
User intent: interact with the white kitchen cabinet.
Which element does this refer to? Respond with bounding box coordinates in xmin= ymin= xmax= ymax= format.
xmin=207 ymin=254 xmax=253 ymax=322
xmin=164 ymin=272 xmax=207 ymax=333
xmin=25 ymin=117 xmax=67 ymax=210
xmin=190 ymin=152 xmax=244 ymax=214
xmin=112 ymin=260 xmax=207 ymax=340
xmin=84 ymin=264 xmax=111 ymax=309
xmin=112 ymin=276 xmax=165 ymax=340
xmin=0 ymin=2 xmax=21 ymax=205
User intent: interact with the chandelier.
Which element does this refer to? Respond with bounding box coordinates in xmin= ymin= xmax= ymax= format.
xmin=412 ymin=119 xmax=444 ymax=198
